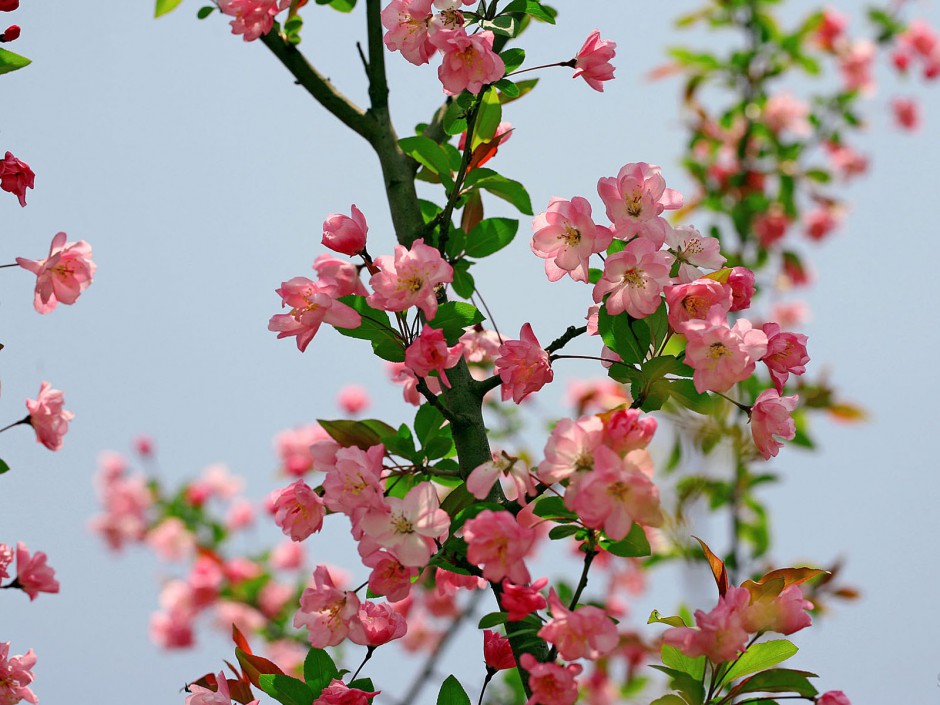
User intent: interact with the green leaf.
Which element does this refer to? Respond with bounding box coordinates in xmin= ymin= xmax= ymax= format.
xmin=335 ymin=295 xmax=404 ymax=361
xmin=315 ymin=0 xmax=357 ymax=10
xmin=399 ymin=136 xmax=454 ymax=188
xmin=481 ymin=15 xmax=518 ymax=37
xmin=465 ymin=218 xmax=518 ymax=258
xmin=347 ymin=678 xmax=376 ymax=699
xmin=478 ymin=611 xmax=509 ymax=629
xmin=304 ymin=648 xmax=339 ymax=696
xmin=733 ymin=668 xmax=818 ymax=697
xmin=155 ymin=0 xmax=184 ymax=17
xmin=648 ymin=666 xmax=706 ymax=704
xmin=649 ymin=697 xmax=688 ymax=705
xmin=439 ymin=483 xmax=475 ymax=517
xmin=498 ymin=78 xmax=538 ymax=105
xmin=196 ymin=5 xmax=215 ymax=18
xmin=500 ymin=48 xmax=526 ymax=73
xmin=474 ymin=88 xmax=502 ymax=144
xmin=415 ymin=404 xmax=447 ymax=446
xmin=647 ymin=609 xmax=688 ymax=628
xmin=548 ymin=524 xmax=582 ymax=540
xmin=464 ymin=172 xmax=533 ymax=215
xmin=258 ymin=674 xmax=314 ymax=705
xmin=493 ymin=78 xmax=520 ymax=99
xmin=723 ymin=640 xmax=798 ymax=683
xmin=0 ymin=458 xmax=9 ymax=475
xmin=452 ymin=260 xmax=475 ymax=298
xmin=502 ymin=0 xmax=556 ymax=23
xmin=665 ymin=378 xmax=718 ymax=415
xmin=532 ymin=496 xmax=576 ymax=520
xmin=443 ymin=100 xmax=468 ymax=136
xmin=602 ymin=522 xmax=651 ymax=557
xmin=597 ymin=306 xmax=650 ymax=367
xmin=0 ymin=48 xmax=31 ymax=75
xmin=318 ymin=418 xmax=397 ymax=450
xmin=427 ymin=301 xmax=485 ymax=343
xmin=437 ymin=675 xmax=471 ymax=705
xmin=661 ymin=644 xmax=706 ymax=680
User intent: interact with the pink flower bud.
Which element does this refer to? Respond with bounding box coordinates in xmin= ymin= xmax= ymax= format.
xmin=322 ymin=205 xmax=368 ymax=256
xmin=0 ymin=152 xmax=34 ymax=207
xmin=0 ymin=0 xmax=19 ymax=12
xmin=0 ymin=24 xmax=20 ymax=41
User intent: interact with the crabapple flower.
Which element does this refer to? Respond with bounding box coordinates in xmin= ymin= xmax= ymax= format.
xmin=358 ymin=482 xmax=449 ymax=567
xmin=0 ymin=151 xmax=34 ymax=207
xmin=537 ymin=414 xmax=604 ymax=485
xmin=891 ymin=97 xmax=920 ymax=131
xmin=483 ymin=630 xmax=516 ymax=670
xmin=368 ymin=238 xmax=452 ymax=319
xmin=313 ymin=254 xmax=368 ymax=297
xmin=150 ymin=608 xmax=195 ymax=649
xmin=322 ymin=205 xmax=368 ymax=256
xmin=459 ymin=326 xmax=501 ymax=363
xmin=217 ymin=0 xmax=289 ymax=41
xmin=539 ymin=589 xmax=619 ymax=661
xmin=14 ymin=542 xmax=60 ymax=601
xmin=0 ymin=642 xmax=37 ymax=705
xmin=663 ymin=587 xmax=750 ymax=663
xmin=268 ymin=276 xmax=362 ymax=352
xmin=0 ymin=544 xmax=11 ymax=581
xmin=405 ymin=326 xmax=464 ymax=388
xmin=725 ymin=266 xmax=755 ymax=312
xmin=275 ymin=423 xmax=336 ymax=476
xmin=531 ymin=196 xmax=613 ymax=282
xmin=761 ymin=323 xmax=809 ymax=392
xmin=146 ymin=517 xmax=196 ymax=562
xmin=495 ymin=323 xmax=553 ymax=403
xmin=322 ymin=444 xmax=386 ymax=517
xmin=387 ymin=361 xmax=441 ymax=406
xmin=804 ymin=206 xmax=841 ymax=241
xmin=0 ymin=1 xmax=17 ymax=12
xmin=467 ymin=451 xmax=535 ymax=502
xmin=750 ymin=389 xmax=798 ymax=460
xmin=818 ymin=692 xmax=851 ymax=705
xmin=520 ymin=653 xmax=583 ymax=705
xmin=363 ymin=550 xmax=416 ymax=602
xmin=347 ymin=600 xmax=408 ymax=646
xmin=596 ymin=162 xmax=682 ymax=244
xmin=381 ymin=0 xmax=435 ymax=66
xmin=500 ymin=577 xmax=548 ymax=621
xmin=664 ymin=278 xmax=732 ymax=333
xmin=337 ymin=385 xmax=370 ymax=416
xmin=666 ymin=224 xmax=725 ymax=283
xmin=16 ymin=232 xmax=96 ymax=314
xmin=462 ymin=510 xmax=535 ymax=584
xmin=432 ymin=29 xmax=505 ymax=95
xmin=294 ymin=565 xmax=361 ymax=647
xmin=600 ymin=407 xmax=657 ymax=455
xmin=185 ymin=671 xmax=233 ymax=705
xmin=839 ymin=40 xmax=875 ymax=94
xmin=271 ymin=480 xmax=325 ymax=542
xmin=314 ymin=679 xmax=380 ymax=705
xmin=743 ymin=584 xmax=812 ymax=635
xmin=763 ymin=92 xmax=811 ymax=136
xmin=25 ymin=382 xmax=73 ymax=451
xmin=683 ymin=319 xmax=768 ymax=393
xmin=572 ymin=30 xmax=616 ymax=92
xmin=592 ymin=238 xmax=673 ymax=318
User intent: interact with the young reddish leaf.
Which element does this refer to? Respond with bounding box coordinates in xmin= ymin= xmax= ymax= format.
xmin=228 ymin=679 xmax=258 ymax=705
xmin=693 ymin=536 xmax=729 ymax=597
xmin=741 ymin=567 xmax=828 ymax=597
xmin=232 ymin=624 xmax=252 ymax=654
xmin=461 ymin=189 xmax=484 ymax=236
xmin=236 ymin=647 xmax=285 ymax=688
xmin=318 ymin=418 xmax=397 ymax=449
xmin=468 ymin=128 xmax=514 ymax=170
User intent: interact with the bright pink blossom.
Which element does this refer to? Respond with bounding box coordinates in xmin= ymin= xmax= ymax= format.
xmin=664 ymin=278 xmax=731 ymax=333
xmin=520 ymin=653 xmax=583 ymax=705
xmin=294 ymin=565 xmax=361 ymax=647
xmin=405 ymin=326 xmax=464 ymax=388
xmin=818 ymin=692 xmax=851 ymax=705
xmin=322 ymin=444 xmax=386 ymax=517
xmin=13 ymin=543 xmax=59 ymax=601
xmin=839 ymin=40 xmax=875 ymax=94
xmin=825 ymin=141 xmax=868 ymax=180
xmin=322 ymin=205 xmax=369 ymax=256
xmin=593 ymin=238 xmax=673 ymax=318
xmin=743 ymin=584 xmax=812 ymax=635
xmin=381 ymin=0 xmax=435 ymax=66
xmin=663 ymin=587 xmax=750 ymax=663
xmin=347 ymin=600 xmax=408 ymax=646
xmin=891 ymin=97 xmax=920 ymax=131
xmin=90 ymin=453 xmax=153 ymax=551
xmin=25 ymin=382 xmax=73 ymax=451
xmin=217 ymin=0 xmax=289 ymax=41
xmin=0 ymin=544 xmax=11 ymax=581
xmin=761 ymin=323 xmax=809 ymax=392
xmin=0 ymin=151 xmax=34 ymax=207
xmin=271 ymin=540 xmax=305 ymax=570
xmin=500 ymin=577 xmax=548 ymax=621
xmin=495 ymin=323 xmax=553 ymax=403
xmin=275 ymin=423 xmax=335 ymax=476
xmin=804 ymin=206 xmax=841 ymax=241
xmin=432 ymin=29 xmax=505 ymax=96
xmin=185 ymin=671 xmax=233 ymax=705
xmin=459 ymin=326 xmax=501 ymax=363
xmin=314 ymin=679 xmax=380 ymax=705
xmin=150 ymin=609 xmax=195 ymax=649
xmin=596 ymin=162 xmax=682 ymax=244
xmin=531 ymin=196 xmax=613 ymax=282
xmin=666 ymin=224 xmax=725 ymax=283
xmin=313 ymin=254 xmax=368 ymax=297
xmin=600 ymin=408 xmax=657 ymax=455
xmin=726 ymin=266 xmax=755 ymax=311
xmin=462 ymin=510 xmax=535 ymax=584
xmin=387 ymin=361 xmax=441 ymax=406
xmin=269 ymin=276 xmax=362 ymax=352
xmin=750 ymin=389 xmax=798 ymax=460
xmin=363 ymin=550 xmax=417 ymax=602
xmin=0 ymin=642 xmax=37 ymax=705
xmin=358 ymin=482 xmax=449 ymax=567
xmin=483 ymin=630 xmax=516 ymax=670
xmin=368 ymin=238 xmax=452 ymax=319
xmin=683 ymin=319 xmax=768 ymax=393
xmin=271 ymin=479 xmax=325 ymax=542
xmin=539 ymin=589 xmax=619 ymax=661
xmin=188 ymin=555 xmax=224 ymax=608
xmin=763 ymin=92 xmax=811 ymax=136
xmin=467 ymin=451 xmax=535 ymax=502
xmin=537 ymin=415 xmax=603 ymax=485
xmin=337 ymin=385 xmax=370 ymax=415
xmin=16 ymin=232 xmax=96 ymax=314
xmin=815 ymin=7 xmax=846 ymax=51
xmin=572 ymin=30 xmax=616 ymax=91
xmin=753 ymin=207 xmax=789 ymax=247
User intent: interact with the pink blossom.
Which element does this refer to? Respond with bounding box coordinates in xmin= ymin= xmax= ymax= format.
xmin=572 ymin=30 xmax=616 ymax=92
xmin=891 ymin=97 xmax=920 ymax=131
xmin=314 ymin=679 xmax=380 ymax=705
xmin=25 ymin=382 xmax=73 ymax=451
xmin=368 ymin=238 xmax=452 ymax=319
xmin=188 ymin=554 xmax=224 ymax=608
xmin=664 ymin=278 xmax=731 ymax=333
xmin=520 ymin=653 xmax=582 ymax=705
xmin=226 ymin=498 xmax=256 ymax=530
xmin=531 ymin=196 xmax=613 ymax=282
xmin=0 ymin=544 xmax=11 ymax=581
xmin=593 ymin=238 xmax=673 ymax=318
xmin=322 ymin=204 xmax=369 ymax=256
xmin=600 ymin=408 xmax=657 ymax=455
xmin=271 ymin=540 xmax=305 ymax=570
xmin=322 ymin=444 xmax=386 ymax=517
xmin=824 ymin=141 xmax=868 ymax=180
xmin=347 ymin=600 xmax=408 ymax=646
xmin=761 ymin=322 xmax=809 ymax=393
xmin=539 ymin=589 xmax=619 ymax=661
xmin=387 ymin=361 xmax=441 ymax=406
xmin=214 ymin=600 xmax=267 ymax=635
xmin=839 ymin=40 xmax=875 ymax=94
xmin=567 ymin=378 xmax=630 ymax=415
xmin=596 ymin=162 xmax=682 ymax=245
xmin=381 ymin=0 xmax=435 ymax=66
xmin=770 ymin=301 xmax=809 ymax=328
xmin=753 ymin=207 xmax=789 ymax=247
xmin=567 ymin=446 xmax=663 ymax=539
xmin=190 ymin=463 xmax=244 ymax=502
xmin=0 ymin=151 xmax=34 ymax=207
xmin=313 ymin=254 xmax=368 ymax=297
xmin=495 ymin=323 xmax=553 ymax=403
xmin=815 ymin=7 xmax=846 ymax=51
xmin=750 ymin=389 xmax=798 ymax=460
xmin=337 ymin=385 xmax=370 ymax=416
xmin=804 ymin=206 xmax=841 ymax=241
xmin=134 ymin=435 xmax=155 ymax=457
xmin=726 ymin=266 xmax=755 ymax=311
xmin=294 ymin=565 xmax=361 ymax=647
xmin=459 ymin=326 xmax=502 ymax=363
xmin=275 ymin=423 xmax=335 ymax=477
xmin=150 ymin=609 xmax=195 ymax=649
xmin=259 ymin=580 xmax=294 ymax=618
xmin=358 ymin=482 xmax=449 ymax=567
xmin=16 ymin=231 xmax=96 ymax=314
xmin=763 ymin=92 xmax=811 ymax=136
xmin=185 ymin=671 xmax=233 ymax=705
xmin=225 ymin=556 xmax=262 ymax=584
xmin=432 ymin=29 xmax=505 ymax=96
xmin=90 ymin=453 xmax=152 ymax=551
xmin=818 ymin=692 xmax=851 ymax=705
xmin=271 ymin=479 xmax=325 ymax=542
xmin=743 ymin=584 xmax=812 ymax=635
xmin=500 ymin=577 xmax=548 ymax=621
xmin=666 ymin=225 xmax=725 ymax=283
xmin=269 ymin=276 xmax=362 ymax=352
xmin=146 ymin=517 xmax=196 ymax=562
xmin=363 ymin=550 xmax=417 ymax=602
xmin=405 ymin=326 xmax=465 ymax=388
xmin=0 ymin=642 xmax=37 ymax=705
xmin=467 ymin=451 xmax=535 ymax=502
xmin=683 ymin=319 xmax=768 ymax=393
xmin=662 ymin=587 xmax=750 ymax=663
xmin=537 ymin=415 xmax=604 ymax=485
xmin=217 ymin=0 xmax=289 ymax=41
xmin=483 ymin=630 xmax=516 ymax=670
xmin=14 ymin=543 xmax=60 ymax=601
xmin=462 ymin=509 xmax=535 ymax=584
